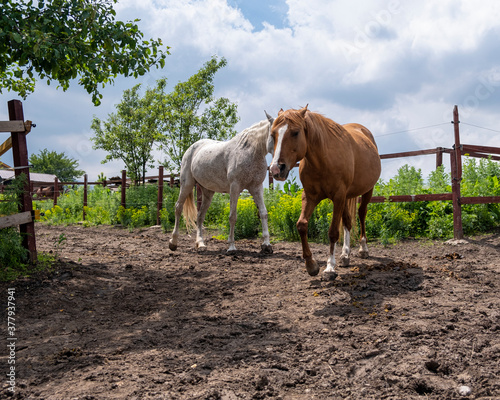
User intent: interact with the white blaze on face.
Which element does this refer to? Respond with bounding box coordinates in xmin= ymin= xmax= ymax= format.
xmin=270 ymin=124 xmax=288 ymax=175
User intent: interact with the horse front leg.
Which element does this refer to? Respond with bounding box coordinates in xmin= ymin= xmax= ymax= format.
xmin=249 ymin=186 xmax=272 ymax=254
xmin=297 ymin=191 xmax=320 ymax=276
xmin=227 ymin=184 xmax=241 ymax=254
xmin=324 ymin=196 xmax=346 ymax=280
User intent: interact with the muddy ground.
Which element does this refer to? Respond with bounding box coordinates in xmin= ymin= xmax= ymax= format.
xmin=1 ymin=224 xmax=499 ymax=400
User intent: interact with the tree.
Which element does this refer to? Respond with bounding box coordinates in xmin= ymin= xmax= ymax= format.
xmin=90 ymin=84 xmax=158 ymax=185
xmin=154 ymin=56 xmax=239 ymax=172
xmin=0 ymin=0 xmax=168 ymax=106
xmin=29 ymin=149 xmax=85 ymax=182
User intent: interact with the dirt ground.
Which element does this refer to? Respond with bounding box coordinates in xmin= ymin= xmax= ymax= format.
xmin=1 ymin=223 xmax=499 ymax=400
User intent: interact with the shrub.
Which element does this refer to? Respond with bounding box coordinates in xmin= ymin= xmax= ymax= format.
xmin=268 ymin=190 xmax=302 ymax=241
xmin=221 ymin=197 xmax=260 ymax=239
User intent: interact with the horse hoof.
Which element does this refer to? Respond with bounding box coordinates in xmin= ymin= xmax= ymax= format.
xmin=197 ymin=245 xmax=207 ymax=252
xmin=305 ymin=259 xmax=319 ymax=276
xmin=260 ymin=244 xmax=273 ymax=254
xmin=226 ymin=249 xmax=237 ymax=256
xmin=340 ymin=255 xmax=350 ymax=267
xmin=169 ymin=242 xmax=177 ymax=251
xmin=359 ymin=250 xmax=369 ymax=259
xmin=322 ymin=271 xmax=338 ymax=281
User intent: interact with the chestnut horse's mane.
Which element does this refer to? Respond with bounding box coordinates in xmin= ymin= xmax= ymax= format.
xmin=279 ymin=108 xmax=347 ymax=148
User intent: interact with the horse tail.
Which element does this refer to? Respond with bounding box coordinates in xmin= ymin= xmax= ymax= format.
xmin=183 ymin=190 xmax=197 ymax=232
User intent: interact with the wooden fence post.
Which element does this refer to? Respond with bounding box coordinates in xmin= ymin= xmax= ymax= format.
xmin=451 ymin=105 xmax=464 ymax=239
xmin=121 ymin=169 xmax=126 ymax=209
xmin=157 ymin=166 xmax=164 ymax=225
xmin=53 ymin=177 xmax=59 ymax=206
xmin=83 ymin=174 xmax=88 ymax=221
xmin=8 ymin=99 xmax=36 ymax=263
xmin=436 ymin=147 xmax=443 ymax=169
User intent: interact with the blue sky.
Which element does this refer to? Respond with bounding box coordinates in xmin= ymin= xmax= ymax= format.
xmin=1 ymin=0 xmax=500 ymax=184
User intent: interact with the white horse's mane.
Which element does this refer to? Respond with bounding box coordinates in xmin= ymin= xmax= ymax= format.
xmin=234 ymin=119 xmax=270 ymax=153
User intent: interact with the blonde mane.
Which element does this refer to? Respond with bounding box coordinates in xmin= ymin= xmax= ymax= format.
xmin=234 ymin=119 xmax=271 ymax=154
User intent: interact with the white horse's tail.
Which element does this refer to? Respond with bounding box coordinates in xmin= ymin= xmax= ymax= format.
xmin=183 ymin=191 xmax=197 ymax=232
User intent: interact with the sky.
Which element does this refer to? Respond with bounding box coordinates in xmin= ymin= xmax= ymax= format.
xmin=1 ymin=0 xmax=500 ymax=185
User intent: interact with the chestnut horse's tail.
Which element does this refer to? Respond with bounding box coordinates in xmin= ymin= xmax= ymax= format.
xmin=183 ymin=191 xmax=197 ymax=232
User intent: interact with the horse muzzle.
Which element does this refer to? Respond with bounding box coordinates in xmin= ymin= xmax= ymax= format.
xmin=270 ymin=163 xmax=290 ymax=181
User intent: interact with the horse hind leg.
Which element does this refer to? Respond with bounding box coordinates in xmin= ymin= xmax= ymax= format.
xmin=324 ymin=196 xmax=351 ymax=280
xmin=340 ymin=226 xmax=351 ymax=267
xmin=339 ymin=197 xmax=356 ymax=267
xmin=358 ymin=189 xmax=373 ymax=258
xmin=169 ymin=170 xmax=196 ymax=251
xmin=195 ymin=187 xmax=214 ymax=250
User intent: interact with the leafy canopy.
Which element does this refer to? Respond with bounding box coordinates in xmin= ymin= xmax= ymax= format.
xmin=90 ymin=56 xmax=239 ymax=179
xmin=91 ymin=83 xmax=159 ymax=185
xmin=0 ymin=0 xmax=168 ymax=105
xmin=29 ymin=148 xmax=85 ymax=182
xmin=154 ymin=56 xmax=239 ymax=172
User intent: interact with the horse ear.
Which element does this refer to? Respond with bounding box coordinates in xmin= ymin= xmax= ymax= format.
xmin=264 ymin=110 xmax=274 ymax=125
xmin=278 ymin=108 xmax=284 ymax=116
xmin=299 ymin=104 xmax=308 ymax=117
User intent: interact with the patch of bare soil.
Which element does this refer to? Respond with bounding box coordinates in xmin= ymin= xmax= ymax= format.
xmin=1 ymin=224 xmax=499 ymax=400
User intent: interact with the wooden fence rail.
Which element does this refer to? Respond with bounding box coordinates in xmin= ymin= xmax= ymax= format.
xmin=10 ymin=166 xmax=181 ymax=226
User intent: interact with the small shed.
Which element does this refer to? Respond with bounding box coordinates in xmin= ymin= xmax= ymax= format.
xmin=1 ymin=170 xmax=57 ymax=187
xmin=0 ymin=170 xmax=62 ymax=198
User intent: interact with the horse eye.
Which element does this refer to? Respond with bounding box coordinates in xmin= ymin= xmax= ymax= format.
xmin=291 ymin=130 xmax=299 ymax=137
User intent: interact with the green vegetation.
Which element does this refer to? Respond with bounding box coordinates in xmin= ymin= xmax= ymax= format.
xmin=29 ymin=149 xmax=85 ymax=182
xmin=1 ymin=0 xmax=168 ymax=105
xmin=2 ymin=158 xmax=499 ymax=281
xmin=90 ymin=56 xmax=239 ymax=183
xmin=31 ymin=157 xmax=500 ymax=242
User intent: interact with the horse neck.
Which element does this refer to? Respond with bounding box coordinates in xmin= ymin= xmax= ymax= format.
xmin=303 ymin=113 xmax=345 ymax=166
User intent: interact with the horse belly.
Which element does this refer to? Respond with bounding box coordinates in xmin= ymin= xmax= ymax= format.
xmin=191 ymin=145 xmax=231 ymax=193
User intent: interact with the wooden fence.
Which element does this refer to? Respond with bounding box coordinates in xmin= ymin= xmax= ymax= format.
xmin=0 ymin=100 xmax=37 ymax=262
xmin=10 ymin=166 xmax=181 ymax=225
xmin=268 ymin=106 xmax=500 ymax=240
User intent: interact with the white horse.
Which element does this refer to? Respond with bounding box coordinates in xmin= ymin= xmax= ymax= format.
xmin=169 ymin=112 xmax=275 ymax=254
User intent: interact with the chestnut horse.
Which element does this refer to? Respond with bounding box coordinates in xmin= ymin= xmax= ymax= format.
xmin=269 ymin=106 xmax=381 ymax=279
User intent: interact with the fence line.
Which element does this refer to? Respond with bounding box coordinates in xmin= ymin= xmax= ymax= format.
xmin=2 ymin=103 xmax=499 ymax=245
